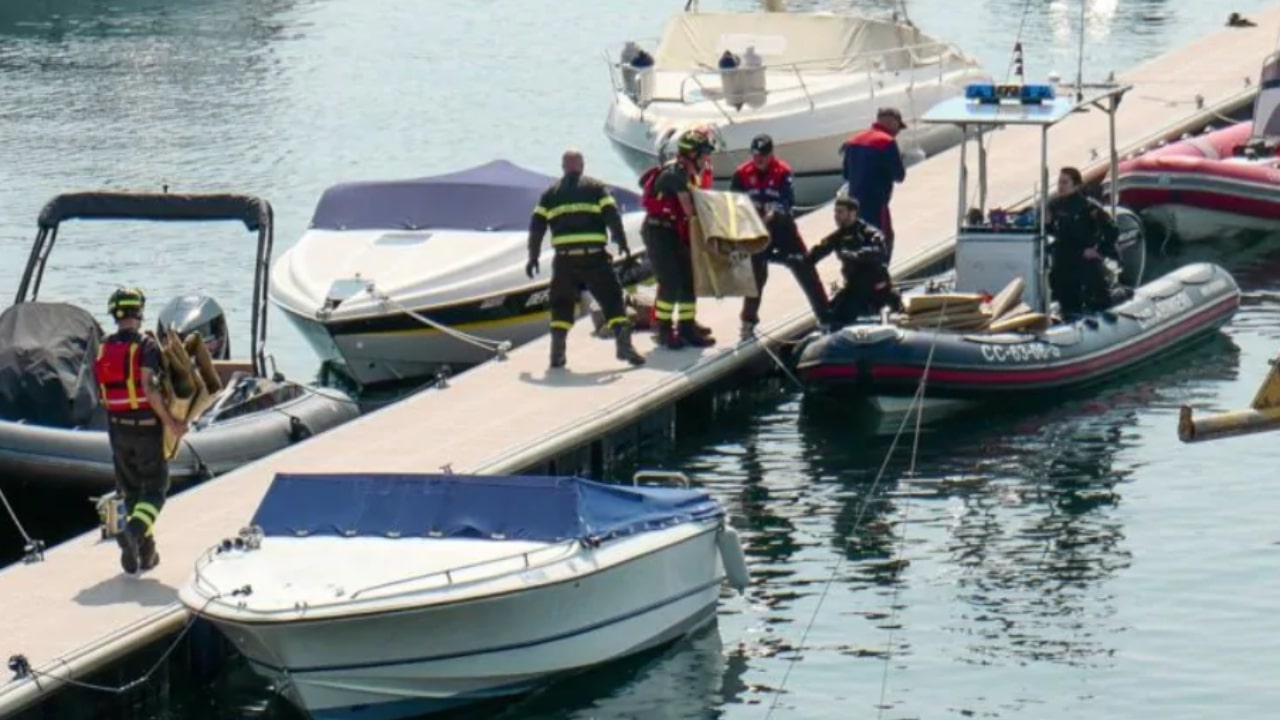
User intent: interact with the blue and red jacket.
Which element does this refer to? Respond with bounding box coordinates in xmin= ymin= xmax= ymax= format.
xmin=730 ymin=156 xmax=795 ymax=215
xmin=840 ymin=122 xmax=905 ymax=225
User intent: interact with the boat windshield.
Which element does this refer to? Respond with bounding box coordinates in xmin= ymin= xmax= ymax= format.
xmin=1254 ymin=52 xmax=1280 ymax=138
xmin=651 ymin=12 xmax=956 ymax=74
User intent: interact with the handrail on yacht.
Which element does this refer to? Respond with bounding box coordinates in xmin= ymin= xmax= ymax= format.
xmin=613 ymin=40 xmax=969 ymax=125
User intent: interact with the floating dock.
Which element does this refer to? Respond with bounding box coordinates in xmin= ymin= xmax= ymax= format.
xmin=1 ymin=9 xmax=1277 ymax=716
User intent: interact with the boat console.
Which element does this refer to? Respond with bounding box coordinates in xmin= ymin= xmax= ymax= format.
xmin=918 ymin=79 xmax=1135 ymax=316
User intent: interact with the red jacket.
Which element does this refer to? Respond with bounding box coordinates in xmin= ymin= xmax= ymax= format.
xmin=730 ymin=156 xmax=795 ymax=214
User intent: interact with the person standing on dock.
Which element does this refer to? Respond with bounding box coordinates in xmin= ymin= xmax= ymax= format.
xmin=840 ymin=107 xmax=908 ymax=261
xmin=93 ymin=287 xmax=188 ymax=575
xmin=639 ymin=128 xmax=718 ymax=349
xmin=730 ymin=133 xmax=830 ymax=337
xmin=806 ymin=196 xmax=903 ymax=327
xmin=1046 ymin=166 xmax=1121 ymax=318
xmin=526 ymin=149 xmax=646 ymax=369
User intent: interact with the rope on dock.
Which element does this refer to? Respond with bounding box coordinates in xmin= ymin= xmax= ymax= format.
xmin=762 ymin=298 xmax=951 ymax=720
xmin=0 ymin=488 xmax=44 ymax=564
xmin=5 ymin=584 xmax=246 ymax=696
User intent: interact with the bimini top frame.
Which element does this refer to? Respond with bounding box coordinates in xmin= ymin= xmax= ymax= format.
xmin=919 ymin=81 xmax=1134 ymax=242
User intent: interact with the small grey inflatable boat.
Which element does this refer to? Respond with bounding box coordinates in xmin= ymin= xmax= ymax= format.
xmin=0 ymin=191 xmax=361 ymax=492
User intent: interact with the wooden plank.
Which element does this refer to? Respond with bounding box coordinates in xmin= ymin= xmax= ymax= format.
xmin=1 ymin=10 xmax=1277 ymax=715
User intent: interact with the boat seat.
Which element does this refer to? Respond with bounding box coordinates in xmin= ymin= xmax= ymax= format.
xmin=211 ymin=360 xmax=256 ymax=387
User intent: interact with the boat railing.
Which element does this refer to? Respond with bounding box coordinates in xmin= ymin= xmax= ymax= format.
xmin=347 ymin=538 xmax=582 ymax=599
xmin=606 ymin=40 xmax=969 ymax=123
xmin=192 ymin=537 xmax=585 ymax=607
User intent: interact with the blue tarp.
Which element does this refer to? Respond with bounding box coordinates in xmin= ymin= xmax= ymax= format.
xmin=307 ymin=160 xmax=643 ymax=232
xmin=250 ymin=473 xmax=724 ymax=543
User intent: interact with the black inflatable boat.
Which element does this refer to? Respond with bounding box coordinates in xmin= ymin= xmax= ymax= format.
xmin=793 ymin=79 xmax=1244 ymax=409
xmin=794 ymin=261 xmax=1241 ymax=399
xmin=0 ymin=191 xmax=360 ymax=491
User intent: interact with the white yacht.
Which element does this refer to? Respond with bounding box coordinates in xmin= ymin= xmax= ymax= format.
xmin=603 ymin=7 xmax=990 ymax=205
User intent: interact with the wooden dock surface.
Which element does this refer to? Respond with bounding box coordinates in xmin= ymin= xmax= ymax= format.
xmin=1 ymin=8 xmax=1277 ymax=715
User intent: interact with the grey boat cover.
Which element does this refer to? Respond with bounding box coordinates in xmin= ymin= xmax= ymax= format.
xmin=0 ymin=302 xmax=105 ymax=429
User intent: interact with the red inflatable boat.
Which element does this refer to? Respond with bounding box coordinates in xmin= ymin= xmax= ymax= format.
xmin=1112 ymin=52 xmax=1280 ymax=241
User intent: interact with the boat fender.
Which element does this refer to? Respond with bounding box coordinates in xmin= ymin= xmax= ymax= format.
xmin=717 ymin=527 xmax=750 ymax=591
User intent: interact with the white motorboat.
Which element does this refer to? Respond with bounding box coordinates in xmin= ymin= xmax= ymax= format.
xmin=178 ymin=470 xmax=750 ymax=720
xmin=603 ymin=6 xmax=990 ymax=206
xmin=269 ymin=160 xmax=652 ymax=389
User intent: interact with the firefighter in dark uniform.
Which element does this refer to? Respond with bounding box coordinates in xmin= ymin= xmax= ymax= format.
xmin=93 ymin=287 xmax=188 ymax=574
xmin=639 ymin=128 xmax=717 ymax=349
xmin=527 ymin=149 xmax=645 ymax=369
xmin=1047 ymin=166 xmax=1121 ymax=317
xmin=806 ymin=196 xmax=903 ymax=328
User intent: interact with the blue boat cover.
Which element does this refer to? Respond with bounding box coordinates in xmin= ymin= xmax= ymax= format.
xmin=251 ymin=473 xmax=724 ymax=543
xmin=307 ymin=160 xmax=643 ymax=232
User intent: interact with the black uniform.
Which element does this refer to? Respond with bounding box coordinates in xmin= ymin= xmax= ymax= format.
xmin=1047 ymin=193 xmax=1120 ymax=316
xmin=97 ymin=328 xmax=168 ymax=573
xmin=807 ymin=219 xmax=902 ymax=326
xmin=528 ymin=173 xmax=643 ymax=367
xmin=728 ymin=174 xmax=829 ymax=330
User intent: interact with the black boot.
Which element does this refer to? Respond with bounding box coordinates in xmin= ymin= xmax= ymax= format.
xmin=117 ymin=518 xmax=145 ymax=574
xmin=139 ymin=533 xmax=160 ymax=572
xmin=678 ymin=320 xmax=715 ymax=347
xmin=614 ymin=324 xmax=646 ymax=366
xmin=654 ymin=320 xmax=683 ymax=349
xmin=549 ymin=328 xmax=567 ymax=368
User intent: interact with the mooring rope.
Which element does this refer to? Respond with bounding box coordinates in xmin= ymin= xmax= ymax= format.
xmin=0 ymin=488 xmax=43 ymax=564
xmin=762 ymin=297 xmax=950 ymax=719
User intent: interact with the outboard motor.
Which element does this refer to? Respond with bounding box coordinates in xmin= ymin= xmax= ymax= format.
xmin=1109 ymin=206 xmax=1148 ymax=288
xmin=155 ymin=294 xmax=231 ymax=360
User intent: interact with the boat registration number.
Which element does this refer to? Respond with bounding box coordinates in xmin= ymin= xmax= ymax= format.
xmin=525 ymin=289 xmax=550 ymax=308
xmin=980 ymin=342 xmax=1062 ymax=363
xmin=1132 ymin=290 xmax=1194 ymax=330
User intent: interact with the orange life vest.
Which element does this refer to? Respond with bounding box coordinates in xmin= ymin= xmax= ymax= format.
xmin=94 ymin=337 xmax=152 ymax=413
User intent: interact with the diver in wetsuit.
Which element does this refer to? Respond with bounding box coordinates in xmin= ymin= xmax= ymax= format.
xmin=1047 ymin=167 xmax=1120 ymax=318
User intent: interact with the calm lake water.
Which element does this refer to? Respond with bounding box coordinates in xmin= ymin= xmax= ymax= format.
xmin=2 ymin=0 xmax=1279 ymax=718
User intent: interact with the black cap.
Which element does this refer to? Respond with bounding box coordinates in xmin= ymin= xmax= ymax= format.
xmin=876 ymin=107 xmax=907 ymax=128
xmin=750 ymin=134 xmax=774 ymax=155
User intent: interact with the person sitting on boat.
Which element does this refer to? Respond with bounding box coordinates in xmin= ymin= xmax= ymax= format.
xmin=1047 ymin=166 xmax=1121 ymax=318
xmin=730 ymin=133 xmax=829 ymax=338
xmin=840 ymin=107 xmax=907 ymax=261
xmin=806 ymin=195 xmax=903 ymax=328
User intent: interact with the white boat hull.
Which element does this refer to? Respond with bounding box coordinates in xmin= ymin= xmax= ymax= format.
xmin=604 ymin=55 xmax=989 ymax=206
xmin=201 ymin=526 xmax=725 ymax=720
xmin=280 ymin=300 xmax=560 ymax=387
xmin=607 ymin=120 xmax=966 ymax=207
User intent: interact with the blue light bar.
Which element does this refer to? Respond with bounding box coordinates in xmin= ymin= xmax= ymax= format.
xmin=964 ymin=83 xmax=1057 ymax=105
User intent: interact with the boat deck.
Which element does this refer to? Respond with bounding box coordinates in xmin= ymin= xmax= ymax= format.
xmin=1 ymin=9 xmax=1277 ymax=716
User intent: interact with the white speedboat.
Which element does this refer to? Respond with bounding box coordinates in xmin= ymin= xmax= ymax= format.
xmin=179 ymin=471 xmax=749 ymax=720
xmin=269 ymin=160 xmax=652 ymax=389
xmin=603 ymin=7 xmax=990 ymax=205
